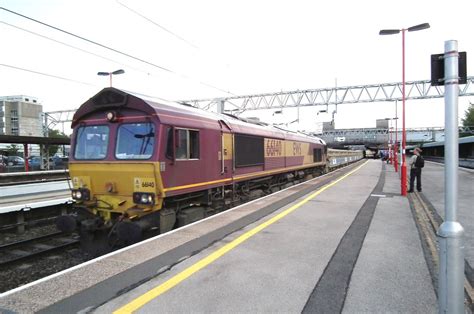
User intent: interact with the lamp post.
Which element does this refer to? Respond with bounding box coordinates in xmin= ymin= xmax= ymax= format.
xmin=97 ymin=69 xmax=125 ymax=87
xmin=379 ymin=22 xmax=430 ymax=196
xmin=384 ymin=118 xmax=393 ymax=165
xmin=385 ymin=117 xmax=399 ymax=167
xmin=389 ymin=126 xmax=393 ymax=164
xmin=393 ymin=116 xmax=399 ymax=172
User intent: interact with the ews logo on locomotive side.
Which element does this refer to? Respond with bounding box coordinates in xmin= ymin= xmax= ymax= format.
xmin=293 ymin=142 xmax=302 ymax=155
xmin=266 ymin=139 xmax=283 ymax=157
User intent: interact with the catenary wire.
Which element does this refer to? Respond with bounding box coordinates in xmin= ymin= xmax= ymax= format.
xmin=0 ymin=6 xmax=235 ymax=96
xmin=116 ymin=0 xmax=198 ymax=49
xmin=0 ymin=6 xmax=172 ymax=72
xmin=115 ymin=1 xmax=238 ymax=96
xmin=0 ymin=21 xmax=151 ymax=75
xmin=115 ymin=0 xmax=237 ymax=96
xmin=0 ymin=63 xmax=98 ymax=87
xmin=1 ymin=63 xmax=175 ymax=103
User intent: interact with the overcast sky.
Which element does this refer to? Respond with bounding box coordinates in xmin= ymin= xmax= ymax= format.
xmin=1 ymin=0 xmax=472 ymax=132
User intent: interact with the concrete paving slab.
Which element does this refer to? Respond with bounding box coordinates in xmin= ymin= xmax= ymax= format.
xmin=382 ymin=164 xmax=401 ymax=195
xmin=343 ymin=181 xmax=437 ymax=312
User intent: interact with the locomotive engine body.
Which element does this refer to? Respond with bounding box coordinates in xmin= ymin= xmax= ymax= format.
xmin=58 ymin=88 xmax=328 ymax=250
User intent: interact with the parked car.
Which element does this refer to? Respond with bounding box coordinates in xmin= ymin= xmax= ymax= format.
xmin=28 ymin=156 xmax=46 ymax=171
xmin=0 ymin=155 xmax=6 ymax=173
xmin=51 ymin=155 xmax=69 ymax=169
xmin=7 ymin=156 xmax=25 ymax=166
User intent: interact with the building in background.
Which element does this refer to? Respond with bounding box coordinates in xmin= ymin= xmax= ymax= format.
xmin=322 ymin=121 xmax=335 ymax=131
xmin=375 ymin=118 xmax=389 ymax=129
xmin=0 ymin=96 xmax=43 ymax=137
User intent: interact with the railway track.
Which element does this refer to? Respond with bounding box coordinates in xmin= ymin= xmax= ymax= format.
xmin=0 ymin=170 xmax=69 ymax=186
xmin=424 ymin=157 xmax=474 ymax=169
xmin=0 ymin=231 xmax=79 ymax=268
xmin=409 ymin=192 xmax=473 ymax=310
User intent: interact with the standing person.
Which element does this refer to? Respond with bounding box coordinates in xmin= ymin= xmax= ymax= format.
xmin=408 ymin=147 xmax=424 ymax=192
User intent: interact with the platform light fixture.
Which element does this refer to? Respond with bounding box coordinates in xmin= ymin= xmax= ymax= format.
xmin=384 ymin=118 xmax=393 ymax=165
xmin=392 ymin=116 xmax=399 ymax=172
xmin=97 ymin=69 xmax=125 ymax=87
xmin=379 ymin=22 xmax=430 ymax=196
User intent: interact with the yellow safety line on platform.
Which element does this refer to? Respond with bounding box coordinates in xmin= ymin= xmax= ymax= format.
xmin=113 ymin=160 xmax=369 ymax=314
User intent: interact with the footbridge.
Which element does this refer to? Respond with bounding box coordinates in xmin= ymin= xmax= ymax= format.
xmin=183 ymin=77 xmax=474 ymax=113
xmin=320 ymin=126 xmax=474 ymax=149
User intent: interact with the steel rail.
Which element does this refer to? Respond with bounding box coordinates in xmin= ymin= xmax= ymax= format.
xmin=0 ymin=232 xmax=79 ymax=267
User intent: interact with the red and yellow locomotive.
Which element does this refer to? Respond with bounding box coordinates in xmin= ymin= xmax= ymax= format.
xmin=57 ymin=88 xmax=328 ymax=250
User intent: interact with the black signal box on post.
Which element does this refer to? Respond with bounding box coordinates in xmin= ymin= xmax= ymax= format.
xmin=431 ymin=51 xmax=467 ymax=86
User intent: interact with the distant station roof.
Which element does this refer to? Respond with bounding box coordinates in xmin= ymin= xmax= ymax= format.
xmin=0 ymin=135 xmax=70 ymax=145
xmin=422 ymin=135 xmax=474 ymax=148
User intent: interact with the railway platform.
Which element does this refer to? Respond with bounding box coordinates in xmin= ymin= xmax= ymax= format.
xmin=1 ymin=159 xmax=448 ymax=313
xmin=94 ymin=159 xmax=437 ymax=313
xmin=421 ymin=161 xmax=474 ymax=287
xmin=0 ymin=181 xmax=71 ymax=214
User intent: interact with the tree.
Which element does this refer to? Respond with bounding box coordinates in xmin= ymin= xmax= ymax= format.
xmin=47 ymin=128 xmax=69 ymax=156
xmin=462 ymin=102 xmax=474 ymax=127
xmin=460 ymin=102 xmax=474 ymax=138
xmin=6 ymin=144 xmax=20 ymax=156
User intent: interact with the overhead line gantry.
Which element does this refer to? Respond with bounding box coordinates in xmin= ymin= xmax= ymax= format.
xmin=182 ymin=77 xmax=474 ymax=113
xmin=44 ymin=77 xmax=474 ymax=128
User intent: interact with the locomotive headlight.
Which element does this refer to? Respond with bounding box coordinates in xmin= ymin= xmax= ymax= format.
xmin=133 ymin=192 xmax=155 ymax=205
xmin=72 ymin=188 xmax=90 ymax=201
xmin=74 ymin=190 xmax=82 ymax=199
xmin=106 ymin=111 xmax=118 ymax=122
xmin=141 ymin=194 xmax=151 ymax=204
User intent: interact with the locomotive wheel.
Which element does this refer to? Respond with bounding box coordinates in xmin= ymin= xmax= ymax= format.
xmin=116 ymin=221 xmax=143 ymax=245
xmin=79 ymin=229 xmax=112 ymax=257
xmin=56 ymin=215 xmax=77 ymax=233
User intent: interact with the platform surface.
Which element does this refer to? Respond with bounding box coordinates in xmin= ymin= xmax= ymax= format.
xmin=0 ymin=181 xmax=71 ymax=213
xmin=421 ymin=162 xmax=473 ymax=272
xmin=92 ymin=160 xmax=436 ymax=313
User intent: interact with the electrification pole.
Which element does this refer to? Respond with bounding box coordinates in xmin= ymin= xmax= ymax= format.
xmin=437 ymin=40 xmax=465 ymax=314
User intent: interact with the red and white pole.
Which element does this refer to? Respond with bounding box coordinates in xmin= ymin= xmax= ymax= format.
xmin=394 ymin=102 xmax=398 ymax=172
xmin=389 ymin=124 xmax=393 ymax=164
xmin=401 ymin=29 xmax=407 ymax=196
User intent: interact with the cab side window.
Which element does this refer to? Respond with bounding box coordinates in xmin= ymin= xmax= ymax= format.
xmin=176 ymin=129 xmax=200 ymax=160
xmin=165 ymin=127 xmax=174 ymax=159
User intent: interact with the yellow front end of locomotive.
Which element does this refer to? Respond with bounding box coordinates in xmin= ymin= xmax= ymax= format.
xmin=70 ymin=162 xmax=164 ymax=222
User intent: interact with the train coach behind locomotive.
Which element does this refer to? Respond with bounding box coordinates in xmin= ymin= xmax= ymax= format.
xmin=57 ymin=88 xmax=329 ymax=251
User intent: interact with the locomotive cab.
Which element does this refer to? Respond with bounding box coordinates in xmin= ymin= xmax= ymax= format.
xmin=57 ymin=89 xmax=168 ymax=251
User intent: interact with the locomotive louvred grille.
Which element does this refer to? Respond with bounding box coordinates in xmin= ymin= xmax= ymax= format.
xmin=92 ymin=90 xmax=127 ymax=107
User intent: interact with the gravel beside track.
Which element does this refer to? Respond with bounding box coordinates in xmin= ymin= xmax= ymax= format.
xmin=0 ymin=225 xmax=93 ymax=293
